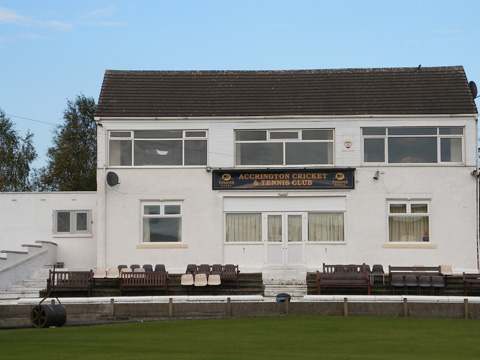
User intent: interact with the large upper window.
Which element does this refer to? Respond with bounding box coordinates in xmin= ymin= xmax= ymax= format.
xmin=235 ymin=129 xmax=334 ymax=166
xmin=388 ymin=201 xmax=429 ymax=242
xmin=109 ymin=130 xmax=207 ymax=166
xmin=363 ymin=127 xmax=463 ymax=164
xmin=142 ymin=202 xmax=182 ymax=242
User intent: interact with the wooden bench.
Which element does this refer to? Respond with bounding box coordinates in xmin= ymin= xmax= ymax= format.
xmin=317 ymin=264 xmax=370 ymax=295
xmin=388 ymin=266 xmax=442 ymax=277
xmin=463 ymin=273 xmax=480 ymax=296
xmin=119 ymin=271 xmax=169 ymax=295
xmin=46 ymin=270 xmax=93 ymax=296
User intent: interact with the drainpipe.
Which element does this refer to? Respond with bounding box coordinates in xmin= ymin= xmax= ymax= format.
xmin=476 ymin=116 xmax=479 ymax=271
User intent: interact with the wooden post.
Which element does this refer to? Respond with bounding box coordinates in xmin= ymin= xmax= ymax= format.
xmin=403 ymin=298 xmax=408 ymax=318
xmin=110 ymin=298 xmax=115 ymax=318
xmin=464 ymin=298 xmax=469 ymax=320
xmin=343 ymin=297 xmax=348 ymax=317
xmin=285 ymin=297 xmax=289 ymax=315
xmin=227 ymin=297 xmax=232 ymax=317
xmin=168 ymin=298 xmax=173 ymax=318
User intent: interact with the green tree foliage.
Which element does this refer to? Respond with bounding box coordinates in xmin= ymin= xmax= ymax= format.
xmin=36 ymin=95 xmax=97 ymax=191
xmin=0 ymin=109 xmax=37 ymax=191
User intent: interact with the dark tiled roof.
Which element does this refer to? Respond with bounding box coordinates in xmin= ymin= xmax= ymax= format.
xmin=95 ymin=66 xmax=478 ymax=118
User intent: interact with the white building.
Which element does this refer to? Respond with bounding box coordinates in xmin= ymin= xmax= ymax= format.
xmin=1 ymin=66 xmax=478 ymax=276
xmin=93 ymin=66 xmax=479 ymax=274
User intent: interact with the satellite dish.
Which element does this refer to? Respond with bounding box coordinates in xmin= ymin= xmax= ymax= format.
xmin=106 ymin=172 xmax=119 ymax=187
xmin=469 ymin=81 xmax=478 ymax=98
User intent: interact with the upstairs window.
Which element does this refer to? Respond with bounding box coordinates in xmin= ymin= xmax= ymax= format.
xmin=235 ymin=129 xmax=334 ymax=166
xmin=109 ymin=130 xmax=207 ymax=167
xmin=363 ymin=127 xmax=463 ymax=164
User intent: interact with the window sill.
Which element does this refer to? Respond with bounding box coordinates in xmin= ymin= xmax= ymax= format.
xmin=52 ymin=234 xmax=93 ymax=238
xmin=306 ymin=242 xmax=346 ymax=245
xmin=136 ymin=243 xmax=188 ymax=249
xmin=382 ymin=243 xmax=437 ymax=249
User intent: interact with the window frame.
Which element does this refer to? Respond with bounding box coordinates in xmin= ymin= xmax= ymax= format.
xmin=234 ymin=129 xmax=335 ymax=167
xmin=387 ymin=200 xmax=430 ymax=243
xmin=224 ymin=210 xmax=345 ymax=244
xmin=362 ymin=127 xmax=464 ymax=165
xmin=53 ymin=210 xmax=92 ymax=236
xmin=141 ymin=201 xmax=183 ymax=243
xmin=108 ymin=130 xmax=208 ymax=167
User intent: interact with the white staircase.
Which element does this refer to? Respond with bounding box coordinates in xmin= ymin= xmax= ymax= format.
xmin=0 ymin=269 xmax=48 ymax=301
xmin=262 ymin=269 xmax=308 ymax=300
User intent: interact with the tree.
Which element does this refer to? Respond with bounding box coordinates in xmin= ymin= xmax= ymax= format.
xmin=0 ymin=109 xmax=37 ymax=191
xmin=35 ymin=95 xmax=97 ymax=191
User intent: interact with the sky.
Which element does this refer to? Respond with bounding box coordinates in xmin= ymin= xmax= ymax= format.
xmin=1 ymin=0 xmax=480 ymax=169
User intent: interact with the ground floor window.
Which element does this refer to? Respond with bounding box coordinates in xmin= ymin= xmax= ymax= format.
xmin=54 ymin=210 xmax=91 ymax=235
xmin=308 ymin=213 xmax=344 ymax=242
xmin=225 ymin=211 xmax=344 ymax=243
xmin=225 ymin=213 xmax=262 ymax=242
xmin=388 ymin=201 xmax=429 ymax=242
xmin=142 ymin=202 xmax=182 ymax=242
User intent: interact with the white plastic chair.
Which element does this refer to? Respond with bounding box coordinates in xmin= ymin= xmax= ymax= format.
xmin=194 ymin=273 xmax=207 ymax=287
xmin=181 ymin=273 xmax=194 ymax=286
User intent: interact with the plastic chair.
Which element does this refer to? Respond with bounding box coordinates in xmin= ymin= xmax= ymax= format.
xmin=208 ymin=274 xmax=221 ymax=286
xmin=181 ymin=273 xmax=194 ymax=286
xmin=432 ymin=276 xmax=445 ymax=295
xmin=106 ymin=268 xmax=120 ymax=278
xmin=391 ymin=275 xmax=404 ymax=294
xmin=211 ymin=264 xmax=223 ymax=276
xmin=186 ymin=264 xmax=196 ymax=274
xmin=130 ymin=264 xmax=140 ymax=270
xmin=194 ymin=273 xmax=208 ymax=287
xmin=405 ymin=275 xmax=418 ymax=294
xmin=154 ymin=264 xmax=166 ymax=273
xmin=93 ymin=268 xmax=107 ymax=279
xmin=197 ymin=264 xmax=211 ymax=275
xmin=118 ymin=264 xmax=128 ymax=271
xmin=143 ymin=264 xmax=153 ymax=272
xmin=133 ymin=267 xmax=145 ymax=273
xmin=371 ymin=264 xmax=385 ymax=285
xmin=418 ymin=275 xmax=432 ymax=295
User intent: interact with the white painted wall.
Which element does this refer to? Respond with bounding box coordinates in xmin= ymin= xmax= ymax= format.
xmin=95 ymin=115 xmax=479 ymax=274
xmin=0 ymin=192 xmax=97 ymax=270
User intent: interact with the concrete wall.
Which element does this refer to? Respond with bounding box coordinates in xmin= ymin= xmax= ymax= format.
xmin=2 ymin=298 xmax=480 ymax=327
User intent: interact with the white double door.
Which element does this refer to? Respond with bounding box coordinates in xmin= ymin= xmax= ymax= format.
xmin=264 ymin=212 xmax=306 ymax=266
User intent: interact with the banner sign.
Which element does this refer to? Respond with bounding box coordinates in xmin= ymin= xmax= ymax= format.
xmin=212 ymin=168 xmax=355 ymax=190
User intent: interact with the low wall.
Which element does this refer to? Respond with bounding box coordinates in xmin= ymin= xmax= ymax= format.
xmin=1 ymin=296 xmax=480 ymax=328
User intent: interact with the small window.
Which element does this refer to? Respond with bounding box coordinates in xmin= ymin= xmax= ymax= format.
xmin=308 ymin=213 xmax=344 ymax=242
xmin=142 ymin=203 xmax=182 ymax=242
xmin=225 ymin=213 xmax=262 ymax=242
xmin=54 ymin=210 xmax=91 ymax=235
xmin=388 ymin=201 xmax=429 ymax=242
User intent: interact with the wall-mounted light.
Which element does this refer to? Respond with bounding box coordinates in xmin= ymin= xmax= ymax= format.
xmin=373 ymin=170 xmax=380 ymax=180
xmin=206 ymin=166 xmax=212 ymax=172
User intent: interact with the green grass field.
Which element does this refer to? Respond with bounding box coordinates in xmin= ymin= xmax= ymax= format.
xmin=2 ymin=316 xmax=479 ymax=359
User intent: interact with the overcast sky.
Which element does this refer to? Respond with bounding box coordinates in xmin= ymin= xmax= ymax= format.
xmin=1 ymin=0 xmax=479 ymax=168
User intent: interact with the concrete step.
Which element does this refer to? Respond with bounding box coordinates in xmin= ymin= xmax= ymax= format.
xmin=264 ymin=286 xmax=307 ymax=298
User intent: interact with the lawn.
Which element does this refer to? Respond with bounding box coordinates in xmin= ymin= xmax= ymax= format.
xmin=2 ymin=316 xmax=479 ymax=359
